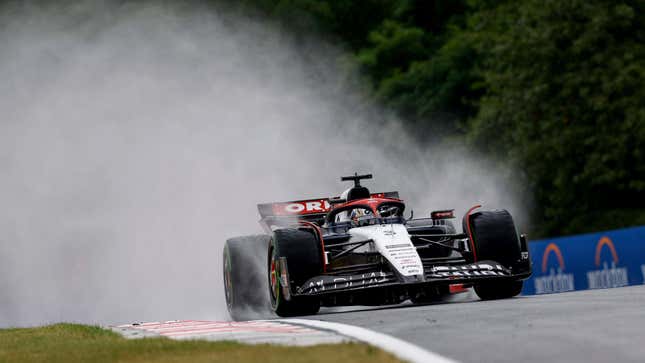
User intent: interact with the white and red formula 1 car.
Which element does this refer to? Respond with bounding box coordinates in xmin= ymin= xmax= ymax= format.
xmin=223 ymin=173 xmax=531 ymax=319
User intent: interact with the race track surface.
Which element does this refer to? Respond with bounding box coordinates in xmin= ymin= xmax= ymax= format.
xmin=305 ymin=285 xmax=645 ymax=363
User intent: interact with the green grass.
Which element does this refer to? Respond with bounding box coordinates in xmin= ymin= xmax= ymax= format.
xmin=0 ymin=323 xmax=404 ymax=363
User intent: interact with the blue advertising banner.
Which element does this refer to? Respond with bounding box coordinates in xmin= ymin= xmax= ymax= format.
xmin=522 ymin=226 xmax=645 ymax=295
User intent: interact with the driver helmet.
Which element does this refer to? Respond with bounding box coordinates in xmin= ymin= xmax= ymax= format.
xmin=350 ymin=208 xmax=370 ymax=222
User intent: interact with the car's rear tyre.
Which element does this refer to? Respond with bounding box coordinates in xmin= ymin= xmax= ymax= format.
xmin=223 ymin=235 xmax=270 ymax=320
xmin=464 ymin=209 xmax=524 ymax=300
xmin=269 ymin=229 xmax=321 ymax=317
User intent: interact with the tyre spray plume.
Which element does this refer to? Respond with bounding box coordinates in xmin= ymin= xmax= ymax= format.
xmin=0 ymin=1 xmax=524 ymax=326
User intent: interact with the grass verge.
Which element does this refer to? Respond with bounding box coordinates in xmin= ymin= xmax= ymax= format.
xmin=0 ymin=323 xmax=404 ymax=363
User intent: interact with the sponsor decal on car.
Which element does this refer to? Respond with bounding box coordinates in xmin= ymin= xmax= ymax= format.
xmin=299 ymin=271 xmax=393 ymax=294
xmin=272 ymin=199 xmax=331 ymax=215
xmin=428 ymin=262 xmax=509 ymax=277
xmin=586 ymin=236 xmax=628 ymax=289
xmin=534 ymin=243 xmax=575 ymax=294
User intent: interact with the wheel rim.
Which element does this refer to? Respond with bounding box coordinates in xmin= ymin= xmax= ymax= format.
xmin=223 ymin=246 xmax=233 ymax=310
xmin=269 ymin=246 xmax=279 ymax=302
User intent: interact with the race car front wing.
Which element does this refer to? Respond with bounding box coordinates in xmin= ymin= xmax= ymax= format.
xmin=292 ymin=260 xmax=531 ymax=296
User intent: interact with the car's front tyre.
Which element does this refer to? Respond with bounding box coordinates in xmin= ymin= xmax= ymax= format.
xmin=268 ymin=229 xmax=321 ymax=317
xmin=464 ymin=209 xmax=524 ymax=300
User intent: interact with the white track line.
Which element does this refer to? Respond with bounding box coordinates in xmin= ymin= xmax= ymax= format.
xmin=277 ymin=319 xmax=458 ymax=363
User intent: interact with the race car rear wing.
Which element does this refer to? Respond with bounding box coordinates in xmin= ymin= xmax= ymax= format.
xmin=257 ymin=192 xmax=399 ymax=233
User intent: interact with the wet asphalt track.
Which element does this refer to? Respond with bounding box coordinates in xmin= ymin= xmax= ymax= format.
xmin=305 ymin=285 xmax=645 ymax=363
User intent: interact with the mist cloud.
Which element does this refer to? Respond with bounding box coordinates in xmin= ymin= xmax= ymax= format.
xmin=0 ymin=1 xmax=524 ymax=327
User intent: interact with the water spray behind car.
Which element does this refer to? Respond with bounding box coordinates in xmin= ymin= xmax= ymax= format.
xmin=0 ymin=1 xmax=526 ymax=327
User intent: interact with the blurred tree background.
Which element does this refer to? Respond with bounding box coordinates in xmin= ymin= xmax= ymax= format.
xmin=233 ymin=0 xmax=645 ymax=238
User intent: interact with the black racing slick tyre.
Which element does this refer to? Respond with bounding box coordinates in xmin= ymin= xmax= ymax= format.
xmin=464 ymin=209 xmax=524 ymax=300
xmin=223 ymin=235 xmax=270 ymax=321
xmin=268 ymin=229 xmax=322 ymax=317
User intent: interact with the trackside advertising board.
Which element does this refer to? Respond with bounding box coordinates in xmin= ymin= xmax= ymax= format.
xmin=522 ymin=226 xmax=645 ymax=295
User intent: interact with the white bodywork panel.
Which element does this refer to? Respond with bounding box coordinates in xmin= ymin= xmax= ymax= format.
xmin=349 ymin=224 xmax=424 ymax=277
